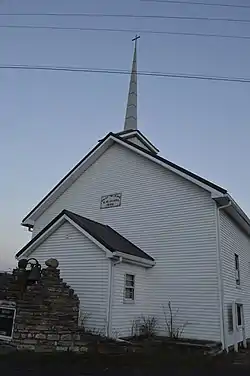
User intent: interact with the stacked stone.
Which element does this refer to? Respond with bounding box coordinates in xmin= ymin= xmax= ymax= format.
xmin=0 ymin=272 xmax=15 ymax=300
xmin=0 ymin=258 xmax=89 ymax=352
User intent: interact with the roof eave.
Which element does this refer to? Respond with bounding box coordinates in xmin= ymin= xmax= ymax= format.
xmin=113 ymin=251 xmax=155 ymax=267
xmin=113 ymin=136 xmax=227 ymax=196
xmin=22 ymin=220 xmax=34 ymax=228
xmin=17 ymin=212 xmax=115 ymax=259
xmin=118 ymin=130 xmax=159 ymax=154
xmin=17 ymin=210 xmax=154 ymax=263
xmin=228 ymin=195 xmax=250 ymax=227
xmin=16 ymin=214 xmax=68 ymax=259
xmin=214 ymin=194 xmax=250 ymax=236
xmin=21 ymin=132 xmax=233 ymax=228
xmin=21 ymin=134 xmax=115 ymax=225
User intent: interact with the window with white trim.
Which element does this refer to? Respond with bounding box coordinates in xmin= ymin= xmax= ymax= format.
xmin=236 ymin=304 xmax=242 ymax=327
xmin=235 ymin=253 xmax=240 ymax=286
xmin=124 ymin=274 xmax=135 ymax=301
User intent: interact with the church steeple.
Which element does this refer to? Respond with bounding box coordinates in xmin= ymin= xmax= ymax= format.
xmin=116 ymin=36 xmax=159 ymax=155
xmin=124 ymin=35 xmax=140 ymax=131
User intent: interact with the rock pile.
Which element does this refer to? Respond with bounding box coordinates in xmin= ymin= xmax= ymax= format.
xmin=0 ymin=259 xmax=88 ymax=352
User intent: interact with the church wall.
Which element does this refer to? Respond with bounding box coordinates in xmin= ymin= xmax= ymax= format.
xmin=219 ymin=210 xmax=250 ymax=347
xmin=111 ymin=262 xmax=149 ymax=338
xmin=29 ymin=221 xmax=109 ymax=334
xmin=31 ymin=143 xmax=221 ymax=341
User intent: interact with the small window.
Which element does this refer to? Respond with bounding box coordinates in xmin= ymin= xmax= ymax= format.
xmin=234 ymin=253 xmax=240 ymax=286
xmin=236 ymin=304 xmax=242 ymax=327
xmin=124 ymin=274 xmax=135 ymax=301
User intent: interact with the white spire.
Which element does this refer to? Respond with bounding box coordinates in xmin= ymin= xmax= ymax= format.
xmin=124 ymin=35 xmax=140 ymax=131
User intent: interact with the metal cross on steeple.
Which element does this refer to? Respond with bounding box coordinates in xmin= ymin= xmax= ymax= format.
xmin=124 ymin=35 xmax=140 ymax=131
xmin=132 ymin=34 xmax=140 ymax=44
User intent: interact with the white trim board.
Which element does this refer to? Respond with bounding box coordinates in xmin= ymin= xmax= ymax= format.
xmin=17 ymin=214 xmax=113 ymax=260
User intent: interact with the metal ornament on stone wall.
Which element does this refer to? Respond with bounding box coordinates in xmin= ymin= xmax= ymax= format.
xmin=27 ymin=264 xmax=41 ymax=284
xmin=17 ymin=258 xmax=42 ymax=285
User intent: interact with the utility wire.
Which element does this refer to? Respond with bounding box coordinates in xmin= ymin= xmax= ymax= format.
xmin=1 ymin=64 xmax=250 ymax=84
xmin=141 ymin=0 xmax=250 ymax=9
xmin=2 ymin=24 xmax=250 ymax=40
xmin=1 ymin=13 xmax=250 ymax=24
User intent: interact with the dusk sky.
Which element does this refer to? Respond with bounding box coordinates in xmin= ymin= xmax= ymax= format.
xmin=1 ymin=0 xmax=250 ymax=270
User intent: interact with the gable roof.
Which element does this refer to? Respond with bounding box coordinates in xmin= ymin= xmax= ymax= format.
xmin=113 ymin=129 xmax=159 ymax=154
xmin=21 ymin=131 xmax=227 ymax=228
xmin=123 ymin=137 xmax=227 ymax=194
xmin=16 ymin=209 xmax=154 ymax=263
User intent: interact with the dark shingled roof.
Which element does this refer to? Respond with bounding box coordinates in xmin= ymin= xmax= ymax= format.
xmin=16 ymin=210 xmax=154 ymax=262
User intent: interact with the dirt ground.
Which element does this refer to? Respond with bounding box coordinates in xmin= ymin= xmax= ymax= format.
xmin=1 ymin=349 xmax=250 ymax=376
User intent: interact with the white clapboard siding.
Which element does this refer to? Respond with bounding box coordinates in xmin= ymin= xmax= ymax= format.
xmin=220 ymin=211 xmax=250 ymax=346
xmin=111 ymin=263 xmax=148 ymax=338
xmin=30 ymin=221 xmax=109 ymax=333
xmin=31 ymin=143 xmax=220 ymax=340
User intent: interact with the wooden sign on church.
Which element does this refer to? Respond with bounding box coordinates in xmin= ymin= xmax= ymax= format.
xmin=100 ymin=193 xmax=122 ymax=209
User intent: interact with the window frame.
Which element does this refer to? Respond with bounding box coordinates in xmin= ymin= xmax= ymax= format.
xmin=123 ymin=273 xmax=135 ymax=303
xmin=234 ymin=253 xmax=241 ymax=286
xmin=236 ymin=304 xmax=242 ymax=327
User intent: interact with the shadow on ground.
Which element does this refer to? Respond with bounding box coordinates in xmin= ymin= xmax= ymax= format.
xmin=1 ymin=348 xmax=250 ymax=376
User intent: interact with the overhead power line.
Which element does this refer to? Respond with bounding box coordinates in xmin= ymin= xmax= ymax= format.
xmin=1 ymin=13 xmax=250 ymax=24
xmin=2 ymin=24 xmax=250 ymax=40
xmin=1 ymin=64 xmax=250 ymax=84
xmin=141 ymin=0 xmax=250 ymax=9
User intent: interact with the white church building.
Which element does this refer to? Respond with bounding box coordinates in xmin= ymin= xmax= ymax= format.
xmin=16 ymin=39 xmax=250 ymax=351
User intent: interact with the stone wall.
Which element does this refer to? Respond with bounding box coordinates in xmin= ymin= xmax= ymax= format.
xmin=0 ymin=261 xmax=88 ymax=352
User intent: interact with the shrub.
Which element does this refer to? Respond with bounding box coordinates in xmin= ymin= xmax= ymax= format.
xmin=162 ymin=301 xmax=188 ymax=340
xmin=131 ymin=315 xmax=157 ymax=338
